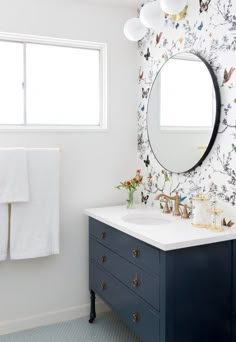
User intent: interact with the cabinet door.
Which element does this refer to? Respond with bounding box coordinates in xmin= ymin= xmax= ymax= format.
xmin=173 ymin=242 xmax=232 ymax=342
xmin=233 ymin=318 xmax=236 ymax=342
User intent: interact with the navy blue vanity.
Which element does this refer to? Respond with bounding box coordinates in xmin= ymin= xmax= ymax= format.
xmin=89 ymin=216 xmax=235 ymax=342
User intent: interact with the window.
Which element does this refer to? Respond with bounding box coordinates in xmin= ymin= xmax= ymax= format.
xmin=0 ymin=41 xmax=24 ymax=124
xmin=0 ymin=33 xmax=107 ymax=130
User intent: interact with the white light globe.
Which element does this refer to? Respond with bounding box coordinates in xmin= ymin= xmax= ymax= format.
xmin=160 ymin=0 xmax=187 ymax=15
xmin=140 ymin=1 xmax=163 ymax=30
xmin=123 ymin=18 xmax=148 ymax=42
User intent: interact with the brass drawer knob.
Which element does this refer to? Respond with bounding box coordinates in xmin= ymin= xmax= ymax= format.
xmin=132 ymin=312 xmax=139 ymax=323
xmin=132 ymin=246 xmax=139 ymax=258
xmin=100 ymin=255 xmax=106 ymax=263
xmin=132 ymin=274 xmax=139 ymax=288
xmin=100 ymin=231 xmax=106 ymax=239
xmin=100 ymin=281 xmax=106 ymax=290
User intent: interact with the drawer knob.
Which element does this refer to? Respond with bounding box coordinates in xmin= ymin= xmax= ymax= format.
xmin=132 ymin=274 xmax=139 ymax=288
xmin=100 ymin=255 xmax=106 ymax=263
xmin=132 ymin=313 xmax=139 ymax=323
xmin=100 ymin=231 xmax=106 ymax=239
xmin=100 ymin=281 xmax=106 ymax=290
xmin=132 ymin=247 xmax=139 ymax=258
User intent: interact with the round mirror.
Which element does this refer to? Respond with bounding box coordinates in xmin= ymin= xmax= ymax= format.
xmin=147 ymin=52 xmax=221 ymax=174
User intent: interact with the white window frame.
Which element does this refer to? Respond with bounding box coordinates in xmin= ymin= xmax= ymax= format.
xmin=0 ymin=32 xmax=107 ymax=132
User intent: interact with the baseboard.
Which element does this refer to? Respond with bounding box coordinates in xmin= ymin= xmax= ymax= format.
xmin=0 ymin=301 xmax=110 ymax=336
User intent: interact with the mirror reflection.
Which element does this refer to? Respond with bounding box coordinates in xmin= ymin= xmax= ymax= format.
xmin=147 ymin=52 xmax=220 ymax=174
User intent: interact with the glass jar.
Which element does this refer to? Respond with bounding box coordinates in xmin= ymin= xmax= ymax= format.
xmin=207 ymin=207 xmax=224 ymax=232
xmin=191 ymin=195 xmax=210 ymax=228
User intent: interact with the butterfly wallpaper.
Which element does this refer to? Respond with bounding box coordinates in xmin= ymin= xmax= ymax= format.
xmin=137 ymin=0 xmax=236 ymax=216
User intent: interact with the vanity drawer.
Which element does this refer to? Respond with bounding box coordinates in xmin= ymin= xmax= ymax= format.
xmin=91 ymin=262 xmax=160 ymax=342
xmin=89 ymin=217 xmax=160 ymax=275
xmin=94 ymin=241 xmax=160 ymax=310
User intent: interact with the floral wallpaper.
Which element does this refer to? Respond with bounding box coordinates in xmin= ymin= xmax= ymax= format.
xmin=137 ymin=0 xmax=236 ymax=215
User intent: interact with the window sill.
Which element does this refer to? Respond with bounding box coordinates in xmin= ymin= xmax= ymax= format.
xmin=0 ymin=125 xmax=108 ymax=133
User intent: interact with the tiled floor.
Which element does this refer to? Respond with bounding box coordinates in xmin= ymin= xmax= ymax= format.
xmin=0 ymin=312 xmax=141 ymax=342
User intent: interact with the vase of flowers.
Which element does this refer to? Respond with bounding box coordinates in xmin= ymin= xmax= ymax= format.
xmin=115 ymin=170 xmax=143 ymax=209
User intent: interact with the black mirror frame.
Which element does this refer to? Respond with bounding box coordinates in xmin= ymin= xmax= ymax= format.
xmin=146 ymin=51 xmax=221 ymax=174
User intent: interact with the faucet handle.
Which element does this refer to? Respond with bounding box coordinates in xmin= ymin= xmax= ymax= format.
xmin=162 ymin=200 xmax=171 ymax=214
xmin=181 ymin=204 xmax=190 ymax=219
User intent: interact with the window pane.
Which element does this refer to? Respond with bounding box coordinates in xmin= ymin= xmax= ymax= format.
xmin=0 ymin=41 xmax=24 ymax=124
xmin=26 ymin=44 xmax=100 ymax=125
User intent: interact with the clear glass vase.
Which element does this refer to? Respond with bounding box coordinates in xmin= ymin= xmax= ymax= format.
xmin=127 ymin=189 xmax=136 ymax=209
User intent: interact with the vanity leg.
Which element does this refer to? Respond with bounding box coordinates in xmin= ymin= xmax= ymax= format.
xmin=89 ymin=289 xmax=96 ymax=323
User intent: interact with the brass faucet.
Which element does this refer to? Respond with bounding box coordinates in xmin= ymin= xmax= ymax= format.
xmin=155 ymin=192 xmax=181 ymax=216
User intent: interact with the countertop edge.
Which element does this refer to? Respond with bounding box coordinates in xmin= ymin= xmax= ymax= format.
xmin=84 ymin=208 xmax=236 ymax=251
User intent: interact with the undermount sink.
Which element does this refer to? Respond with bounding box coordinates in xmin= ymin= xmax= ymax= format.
xmin=122 ymin=213 xmax=170 ymax=226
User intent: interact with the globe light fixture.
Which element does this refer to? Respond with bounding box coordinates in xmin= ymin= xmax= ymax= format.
xmin=123 ymin=18 xmax=148 ymax=42
xmin=160 ymin=0 xmax=188 ymax=16
xmin=140 ymin=1 xmax=164 ymax=30
xmin=123 ymin=0 xmax=188 ymax=41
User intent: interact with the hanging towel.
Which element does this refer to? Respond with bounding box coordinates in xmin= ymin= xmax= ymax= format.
xmin=10 ymin=149 xmax=60 ymax=260
xmin=0 ymin=148 xmax=29 ymax=203
xmin=0 ymin=204 xmax=9 ymax=261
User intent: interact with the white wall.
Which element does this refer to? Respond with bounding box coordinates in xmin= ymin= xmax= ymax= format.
xmin=0 ymin=0 xmax=137 ymax=333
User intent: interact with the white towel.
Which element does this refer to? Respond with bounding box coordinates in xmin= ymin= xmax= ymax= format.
xmin=0 ymin=204 xmax=9 ymax=261
xmin=10 ymin=149 xmax=60 ymax=260
xmin=0 ymin=148 xmax=29 ymax=203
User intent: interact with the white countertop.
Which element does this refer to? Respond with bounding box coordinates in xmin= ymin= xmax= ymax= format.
xmin=85 ymin=205 xmax=236 ymax=251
